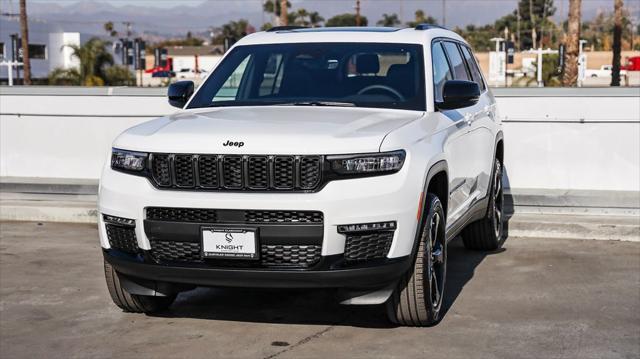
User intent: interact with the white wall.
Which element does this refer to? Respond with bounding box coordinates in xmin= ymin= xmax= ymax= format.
xmin=172 ymin=55 xmax=222 ymax=72
xmin=48 ymin=32 xmax=81 ymax=72
xmin=0 ymin=87 xmax=638 ymax=192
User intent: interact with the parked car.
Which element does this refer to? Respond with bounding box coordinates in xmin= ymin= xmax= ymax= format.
xmin=622 ymin=56 xmax=640 ymax=71
xmin=100 ymin=25 xmax=504 ymax=326
xmin=151 ymin=70 xmax=176 ymax=78
xmin=586 ymin=65 xmax=627 ymax=78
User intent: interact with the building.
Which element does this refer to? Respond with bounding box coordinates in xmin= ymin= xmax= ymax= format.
xmin=166 ymin=45 xmax=224 ymax=73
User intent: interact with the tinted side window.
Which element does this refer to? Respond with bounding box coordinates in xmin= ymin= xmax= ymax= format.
xmin=443 ymin=42 xmax=469 ymax=81
xmin=432 ymin=42 xmax=453 ymax=103
xmin=461 ymin=46 xmax=486 ymax=91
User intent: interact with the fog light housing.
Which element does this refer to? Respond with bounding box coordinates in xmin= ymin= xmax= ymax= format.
xmin=103 ymin=214 xmax=136 ymax=227
xmin=337 ymin=221 xmax=397 ymax=234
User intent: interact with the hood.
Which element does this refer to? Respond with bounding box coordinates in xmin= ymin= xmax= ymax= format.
xmin=113 ymin=106 xmax=423 ymax=154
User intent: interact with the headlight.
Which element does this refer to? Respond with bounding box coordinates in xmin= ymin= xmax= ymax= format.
xmin=111 ymin=149 xmax=148 ymax=172
xmin=327 ymin=150 xmax=405 ymax=176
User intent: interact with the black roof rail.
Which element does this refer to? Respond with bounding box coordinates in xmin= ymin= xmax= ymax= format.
xmin=414 ymin=23 xmax=446 ymax=31
xmin=266 ymin=26 xmax=308 ymax=32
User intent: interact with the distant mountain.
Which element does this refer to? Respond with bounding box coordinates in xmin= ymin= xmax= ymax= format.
xmin=13 ymin=0 xmax=630 ymax=39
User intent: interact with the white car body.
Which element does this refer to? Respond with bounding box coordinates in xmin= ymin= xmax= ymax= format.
xmin=99 ymin=26 xmax=504 ymax=321
xmin=586 ymin=65 xmax=628 ymax=78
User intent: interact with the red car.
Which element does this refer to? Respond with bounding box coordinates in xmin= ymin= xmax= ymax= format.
xmin=623 ymin=56 xmax=640 ymax=71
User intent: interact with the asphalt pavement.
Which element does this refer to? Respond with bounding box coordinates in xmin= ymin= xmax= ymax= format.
xmin=0 ymin=221 xmax=639 ymax=359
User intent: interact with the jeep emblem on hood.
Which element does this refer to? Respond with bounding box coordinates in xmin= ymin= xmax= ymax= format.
xmin=223 ymin=140 xmax=244 ymax=147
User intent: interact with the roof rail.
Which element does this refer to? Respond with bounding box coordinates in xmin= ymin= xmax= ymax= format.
xmin=414 ymin=23 xmax=446 ymax=31
xmin=266 ymin=26 xmax=308 ymax=32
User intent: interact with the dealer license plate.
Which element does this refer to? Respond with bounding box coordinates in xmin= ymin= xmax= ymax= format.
xmin=201 ymin=228 xmax=258 ymax=259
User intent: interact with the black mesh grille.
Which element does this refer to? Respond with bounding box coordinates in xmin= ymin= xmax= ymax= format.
xmin=174 ymin=155 xmax=195 ymax=187
xmin=344 ymin=231 xmax=394 ymax=262
xmin=300 ymin=156 xmax=321 ymax=189
xmin=222 ymin=156 xmax=243 ymax=188
xmin=260 ymin=245 xmax=321 ymax=267
xmin=247 ymin=156 xmax=268 ymax=189
xmin=106 ymin=224 xmax=138 ymax=254
xmin=146 ymin=207 xmax=322 ymax=224
xmin=149 ymin=241 xmax=320 ymax=268
xmin=146 ymin=207 xmax=217 ymax=222
xmin=244 ymin=210 xmax=324 ymax=223
xmin=273 ymin=156 xmax=295 ymax=188
xmin=148 ymin=153 xmax=322 ymax=191
xmin=197 ymin=155 xmax=219 ymax=188
xmin=150 ymin=241 xmax=201 ymax=262
xmin=151 ymin=154 xmax=171 ymax=186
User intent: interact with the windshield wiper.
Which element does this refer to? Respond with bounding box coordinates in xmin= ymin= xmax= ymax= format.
xmin=281 ymin=101 xmax=356 ymax=107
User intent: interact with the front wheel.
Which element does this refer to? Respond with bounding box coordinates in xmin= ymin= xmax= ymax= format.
xmin=386 ymin=193 xmax=447 ymax=326
xmin=104 ymin=260 xmax=176 ymax=313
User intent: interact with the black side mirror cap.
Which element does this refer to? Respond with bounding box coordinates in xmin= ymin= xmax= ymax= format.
xmin=167 ymin=81 xmax=195 ymax=109
xmin=436 ymin=80 xmax=480 ymax=110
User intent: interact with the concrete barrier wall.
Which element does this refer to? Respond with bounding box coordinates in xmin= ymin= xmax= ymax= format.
xmin=1 ymin=86 xmax=639 ymax=192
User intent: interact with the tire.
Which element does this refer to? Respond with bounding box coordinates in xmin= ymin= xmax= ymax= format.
xmin=386 ymin=193 xmax=447 ymax=327
xmin=104 ymin=260 xmax=176 ymax=313
xmin=462 ymin=158 xmax=504 ymax=251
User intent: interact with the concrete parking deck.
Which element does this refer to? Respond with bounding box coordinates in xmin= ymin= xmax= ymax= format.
xmin=1 ymin=221 xmax=639 ymax=358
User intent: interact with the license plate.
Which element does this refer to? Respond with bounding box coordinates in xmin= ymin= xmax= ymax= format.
xmin=201 ymin=228 xmax=258 ymax=259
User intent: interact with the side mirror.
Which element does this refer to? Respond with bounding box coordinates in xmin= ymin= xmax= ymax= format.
xmin=437 ymin=80 xmax=480 ymax=110
xmin=167 ymin=81 xmax=194 ymax=108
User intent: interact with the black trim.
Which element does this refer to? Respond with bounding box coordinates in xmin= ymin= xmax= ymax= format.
xmin=266 ymin=26 xmax=308 ymax=32
xmin=103 ymin=250 xmax=412 ymax=289
xmin=144 ymin=220 xmax=323 ymax=246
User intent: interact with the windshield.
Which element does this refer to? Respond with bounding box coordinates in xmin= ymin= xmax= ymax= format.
xmin=187 ymin=43 xmax=425 ymax=111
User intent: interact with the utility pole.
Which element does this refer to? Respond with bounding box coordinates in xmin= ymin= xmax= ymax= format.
xmin=442 ymin=0 xmax=446 ymax=27
xmin=280 ymin=0 xmax=288 ymax=26
xmin=19 ymin=0 xmax=31 ymax=85
xmin=355 ymin=0 xmax=361 ymax=26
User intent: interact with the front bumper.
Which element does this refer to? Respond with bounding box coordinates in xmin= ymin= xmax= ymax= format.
xmin=99 ymin=159 xmax=424 ymax=259
xmin=104 ymin=249 xmax=412 ymax=289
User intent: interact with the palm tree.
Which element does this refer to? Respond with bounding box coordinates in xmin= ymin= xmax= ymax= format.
xmin=562 ymin=0 xmax=581 ymax=86
xmin=64 ymin=37 xmax=114 ymax=86
xmin=377 ymin=13 xmax=401 ymax=27
xmin=611 ymin=0 xmax=624 ymax=86
xmin=308 ymin=11 xmax=324 ymax=27
xmin=19 ymin=0 xmax=31 ymax=85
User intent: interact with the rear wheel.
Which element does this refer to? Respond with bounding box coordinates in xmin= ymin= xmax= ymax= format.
xmin=104 ymin=260 xmax=176 ymax=313
xmin=386 ymin=193 xmax=446 ymax=326
xmin=462 ymin=158 xmax=504 ymax=250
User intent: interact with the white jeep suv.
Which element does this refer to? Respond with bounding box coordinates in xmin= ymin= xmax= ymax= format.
xmin=100 ymin=25 xmax=504 ymax=327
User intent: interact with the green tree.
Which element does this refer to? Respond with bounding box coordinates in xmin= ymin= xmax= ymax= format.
xmin=65 ymin=37 xmax=114 ymax=86
xmin=104 ymin=65 xmax=135 ymax=86
xmin=308 ymin=11 xmax=324 ymax=27
xmin=212 ymin=19 xmax=251 ymax=45
xmin=103 ymin=21 xmax=118 ymax=37
xmin=326 ymin=13 xmax=368 ymax=27
xmin=48 ymin=67 xmax=81 ymax=85
xmin=291 ymin=8 xmax=324 ymax=27
xmin=454 ymin=24 xmax=495 ymax=51
xmin=516 ymin=54 xmax=562 ymax=87
xmin=150 ymin=34 xmax=204 ymax=51
xmin=406 ymin=10 xmax=438 ymax=27
xmin=48 ymin=37 xmax=135 ymax=86
xmin=515 ymin=0 xmax=556 ymax=49
xmin=377 ymin=13 xmax=401 ymax=27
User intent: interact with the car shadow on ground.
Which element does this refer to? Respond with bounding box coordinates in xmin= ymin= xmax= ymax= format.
xmin=151 ymin=230 xmax=511 ymax=329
